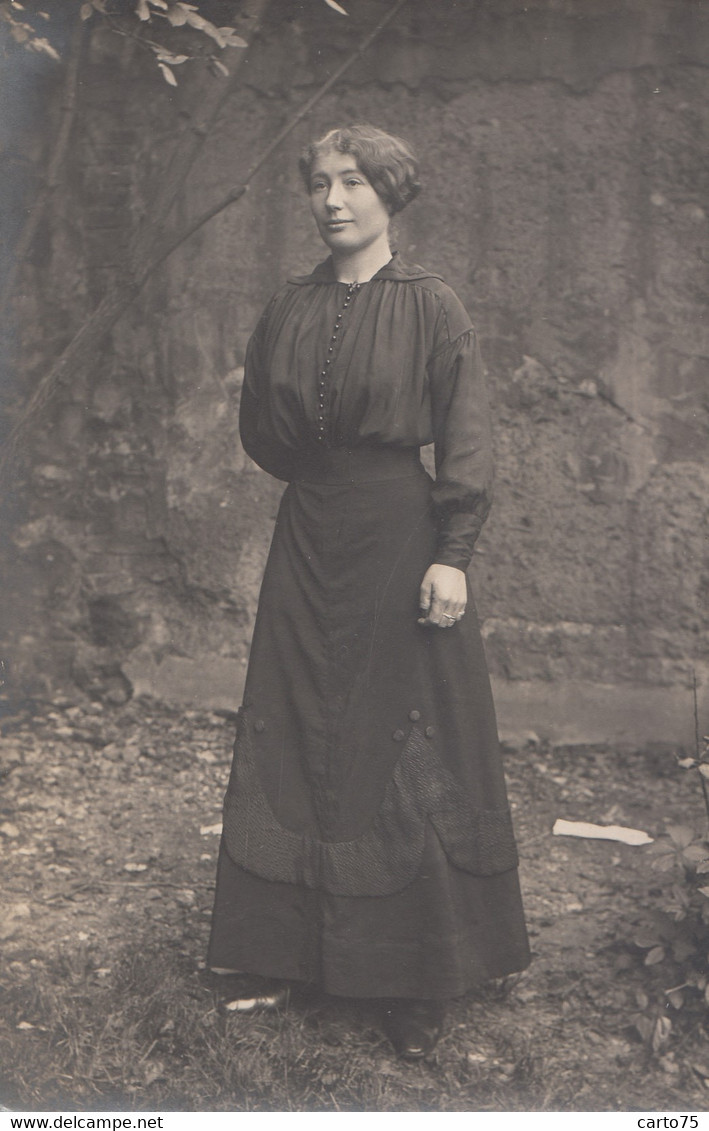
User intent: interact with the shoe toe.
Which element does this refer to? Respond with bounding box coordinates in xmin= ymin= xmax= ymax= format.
xmin=383 ymin=1000 xmax=445 ymax=1059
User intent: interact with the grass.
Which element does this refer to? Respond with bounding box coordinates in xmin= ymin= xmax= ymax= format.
xmin=0 ymin=936 xmax=555 ymax=1112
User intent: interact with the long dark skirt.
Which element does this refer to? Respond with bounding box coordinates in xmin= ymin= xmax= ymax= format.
xmin=208 ymin=446 xmax=530 ymax=998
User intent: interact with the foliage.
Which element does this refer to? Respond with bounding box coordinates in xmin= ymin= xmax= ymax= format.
xmin=0 ymin=0 xmax=348 ymax=84
xmin=0 ymin=1 xmax=60 ymax=61
xmin=631 ymin=725 xmax=709 ymax=1062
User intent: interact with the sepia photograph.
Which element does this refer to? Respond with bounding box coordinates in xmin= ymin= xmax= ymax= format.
xmin=1 ymin=0 xmax=708 ymax=1115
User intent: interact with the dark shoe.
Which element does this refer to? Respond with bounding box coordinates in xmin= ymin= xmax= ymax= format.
xmin=206 ymin=971 xmax=290 ymax=1013
xmin=382 ymin=998 xmax=446 ymax=1059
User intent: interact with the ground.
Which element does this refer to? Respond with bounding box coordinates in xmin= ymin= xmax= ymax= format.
xmin=1 ymin=696 xmax=709 ymax=1112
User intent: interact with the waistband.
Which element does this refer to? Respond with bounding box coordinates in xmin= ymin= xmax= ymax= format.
xmin=292 ymin=446 xmax=423 ymax=485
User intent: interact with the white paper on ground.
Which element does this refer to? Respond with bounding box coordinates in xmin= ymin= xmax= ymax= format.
xmin=552 ymin=818 xmax=653 ymax=846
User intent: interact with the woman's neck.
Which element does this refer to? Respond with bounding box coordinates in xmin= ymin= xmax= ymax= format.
xmin=332 ymin=240 xmax=393 ymax=284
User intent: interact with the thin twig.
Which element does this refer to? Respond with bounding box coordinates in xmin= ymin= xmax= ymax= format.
xmin=692 ymin=670 xmax=709 ymax=828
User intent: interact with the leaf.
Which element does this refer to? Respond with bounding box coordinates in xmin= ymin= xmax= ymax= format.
xmin=634 ymin=929 xmax=661 ymax=949
xmin=217 ymin=28 xmax=247 ymax=47
xmin=158 ymin=62 xmax=178 ymax=85
xmin=11 ymin=25 xmax=32 ymax=45
xmin=685 ymin=843 xmax=709 ymax=866
xmin=80 ymin=3 xmax=93 ymax=18
xmin=635 ymin=989 xmax=650 ymax=1010
xmin=667 ymin=824 xmax=696 ymax=849
xmin=324 ymin=0 xmax=349 ymax=13
xmin=135 ymin=0 xmax=150 ymax=20
xmin=165 ymin=7 xmax=187 ymax=25
xmin=634 ymin=1016 xmax=653 ymax=1043
xmin=697 ymin=859 xmax=709 ymax=874
xmin=645 ymin=946 xmax=666 ymax=966
xmin=148 ymin=0 xmax=168 ymax=8
xmin=647 ymin=838 xmax=675 ymax=856
xmin=698 ymin=886 xmax=709 ymax=899
xmin=666 ymin=989 xmax=684 ymax=1010
xmin=182 ymin=9 xmax=209 ymax=30
xmin=652 ymin=1015 xmax=672 ymax=1053
xmin=29 ymin=36 xmax=60 ymax=60
xmin=210 ymin=59 xmax=230 ymax=77
xmin=677 ymin=757 xmax=698 ymax=769
xmin=154 ymin=50 xmax=188 ymax=64
xmin=651 ymin=853 xmax=678 ymax=873
xmin=142 ymin=1059 xmax=166 ymax=1086
xmin=699 ymin=764 xmax=709 ymax=780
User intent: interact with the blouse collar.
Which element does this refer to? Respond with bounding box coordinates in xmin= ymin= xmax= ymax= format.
xmin=287 ymin=250 xmax=444 ymax=286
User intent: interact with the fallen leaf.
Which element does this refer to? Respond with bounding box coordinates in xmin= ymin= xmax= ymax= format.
xmin=200 ymin=822 xmax=222 ymax=836
xmin=666 ymin=824 xmax=695 ymax=849
xmin=142 ymin=1060 xmax=166 ymax=1086
xmin=645 ymin=946 xmax=666 ymax=966
xmin=652 ymin=1015 xmax=672 ymax=1053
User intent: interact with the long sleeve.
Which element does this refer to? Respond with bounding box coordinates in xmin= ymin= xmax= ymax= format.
xmin=428 ymin=328 xmax=493 ymax=572
xmin=239 ymin=302 xmax=295 ymax=483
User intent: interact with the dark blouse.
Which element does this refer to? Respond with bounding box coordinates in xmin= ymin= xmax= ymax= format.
xmin=239 ymin=251 xmax=493 ymax=572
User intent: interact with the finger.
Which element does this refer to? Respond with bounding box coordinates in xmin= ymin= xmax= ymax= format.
xmin=428 ymin=591 xmax=447 ymax=626
xmin=419 ymin=577 xmax=433 ymax=613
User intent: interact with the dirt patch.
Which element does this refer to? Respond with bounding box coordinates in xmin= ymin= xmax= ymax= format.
xmin=1 ymin=697 xmax=708 ymax=1111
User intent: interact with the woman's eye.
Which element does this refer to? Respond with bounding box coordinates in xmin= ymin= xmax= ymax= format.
xmin=345 ymin=179 xmax=363 ymax=187
xmin=311 ymin=181 xmax=327 ymax=192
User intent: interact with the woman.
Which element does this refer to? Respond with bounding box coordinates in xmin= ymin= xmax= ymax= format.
xmin=208 ymin=125 xmax=530 ymax=1059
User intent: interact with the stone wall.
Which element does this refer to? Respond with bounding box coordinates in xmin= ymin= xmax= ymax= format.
xmin=2 ymin=0 xmax=708 ymax=744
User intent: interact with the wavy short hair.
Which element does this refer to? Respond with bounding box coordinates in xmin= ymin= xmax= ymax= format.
xmin=299 ymin=124 xmax=421 ymax=215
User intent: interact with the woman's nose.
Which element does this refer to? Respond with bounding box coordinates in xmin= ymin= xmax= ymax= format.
xmin=326 ymin=185 xmax=343 ymax=210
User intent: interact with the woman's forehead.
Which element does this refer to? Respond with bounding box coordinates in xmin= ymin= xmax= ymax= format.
xmin=310 ymin=149 xmax=363 ymax=179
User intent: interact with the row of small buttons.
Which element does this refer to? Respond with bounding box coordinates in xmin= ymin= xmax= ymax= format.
xmin=317 ymin=281 xmax=361 ymax=443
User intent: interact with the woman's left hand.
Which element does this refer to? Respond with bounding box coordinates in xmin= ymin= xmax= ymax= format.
xmin=418 ymin=564 xmax=467 ymax=628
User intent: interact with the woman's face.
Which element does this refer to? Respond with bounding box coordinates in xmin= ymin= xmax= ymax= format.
xmin=308 ymin=148 xmax=391 ymax=257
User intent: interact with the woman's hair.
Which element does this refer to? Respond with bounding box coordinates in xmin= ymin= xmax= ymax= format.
xmin=299 ymin=124 xmax=421 ymax=214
